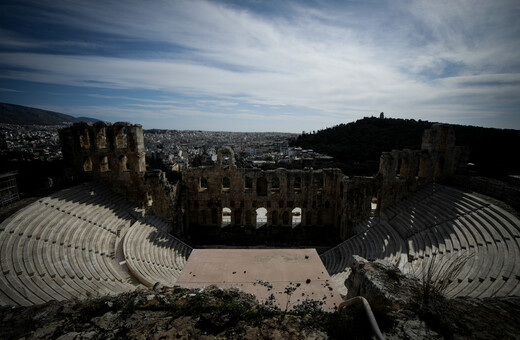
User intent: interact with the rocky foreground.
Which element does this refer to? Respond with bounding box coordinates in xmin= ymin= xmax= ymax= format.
xmin=1 ymin=258 xmax=519 ymax=339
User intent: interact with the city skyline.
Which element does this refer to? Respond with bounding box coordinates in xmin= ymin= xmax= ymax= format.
xmin=1 ymin=0 xmax=519 ymax=132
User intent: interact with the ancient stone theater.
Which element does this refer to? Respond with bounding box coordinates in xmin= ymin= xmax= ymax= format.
xmin=0 ymin=121 xmax=518 ymax=309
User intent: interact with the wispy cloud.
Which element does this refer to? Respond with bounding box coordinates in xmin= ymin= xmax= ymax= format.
xmin=0 ymin=0 xmax=519 ymax=131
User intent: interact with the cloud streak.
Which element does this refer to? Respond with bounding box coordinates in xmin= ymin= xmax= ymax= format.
xmin=0 ymin=0 xmax=519 ymax=131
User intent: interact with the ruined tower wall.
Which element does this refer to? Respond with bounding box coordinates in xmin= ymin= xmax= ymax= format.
xmin=377 ymin=124 xmax=462 ymax=210
xmin=59 ymin=122 xmax=179 ymax=226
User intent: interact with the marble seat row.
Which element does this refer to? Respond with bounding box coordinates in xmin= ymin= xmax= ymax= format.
xmin=322 ymin=184 xmax=520 ymax=299
xmin=390 ymin=186 xmax=519 ymax=298
xmin=123 ymin=219 xmax=193 ymax=288
xmin=0 ymin=183 xmax=139 ymax=306
xmin=39 ymin=183 xmax=134 ymax=235
xmin=321 ymin=217 xmax=405 ymax=294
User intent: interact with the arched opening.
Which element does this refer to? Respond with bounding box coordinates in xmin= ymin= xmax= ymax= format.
xmin=293 ymin=177 xmax=301 ymax=192
xmin=222 ymin=207 xmax=231 ymax=227
xmin=256 ymin=207 xmax=267 ymax=228
xmin=146 ymin=192 xmax=153 ymax=207
xmin=83 ymin=156 xmax=92 ymax=172
xmin=96 ymin=126 xmax=107 ymax=149
xmin=222 ymin=177 xmax=230 ymax=192
xmin=100 ymin=155 xmax=110 ymax=172
xmin=119 ymin=155 xmax=128 ymax=172
xmin=80 ymin=128 xmax=90 ymax=149
xmin=220 ymin=149 xmax=231 ymax=168
xmin=396 ymin=157 xmax=402 ymax=178
xmin=244 ymin=176 xmax=252 ymax=193
xmin=271 ymin=177 xmax=280 ymax=193
xmin=371 ymin=197 xmax=378 ymax=213
xmin=199 ymin=176 xmax=208 ymax=192
xmin=257 ymin=177 xmax=267 ymax=196
xmin=115 ymin=126 xmax=127 ymax=148
xmin=291 ymin=207 xmax=302 ymax=227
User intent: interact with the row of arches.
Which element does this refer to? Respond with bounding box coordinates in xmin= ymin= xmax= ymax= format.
xmin=221 ymin=207 xmax=301 ymax=228
xmin=194 ymin=207 xmax=314 ymax=228
xmin=79 ymin=126 xmax=128 ymax=150
xmin=83 ymin=155 xmax=129 ymax=172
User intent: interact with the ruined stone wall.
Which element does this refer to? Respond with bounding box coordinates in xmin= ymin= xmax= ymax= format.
xmin=377 ymin=124 xmax=463 ymax=210
xmin=59 ymin=122 xmax=464 ymax=244
xmin=181 ymin=147 xmax=355 ymax=243
xmin=58 ymin=122 xmax=180 ymax=226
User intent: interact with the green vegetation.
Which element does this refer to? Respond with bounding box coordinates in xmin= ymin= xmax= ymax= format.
xmin=292 ymin=117 xmax=432 ymax=176
xmin=413 ymin=253 xmax=473 ymax=306
xmin=292 ymin=116 xmax=520 ymax=178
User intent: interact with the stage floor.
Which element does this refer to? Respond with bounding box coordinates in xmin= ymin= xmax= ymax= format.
xmin=175 ymin=248 xmax=343 ymax=311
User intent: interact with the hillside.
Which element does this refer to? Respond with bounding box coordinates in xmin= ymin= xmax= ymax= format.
xmin=291 ymin=117 xmax=520 ymax=178
xmin=0 ymin=102 xmax=99 ymax=125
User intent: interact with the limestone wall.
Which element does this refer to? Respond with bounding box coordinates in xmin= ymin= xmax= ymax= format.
xmin=377 ymin=124 xmax=462 ymax=210
xmin=58 ymin=122 xmax=179 ymax=226
xmin=59 ymin=122 xmax=463 ymax=243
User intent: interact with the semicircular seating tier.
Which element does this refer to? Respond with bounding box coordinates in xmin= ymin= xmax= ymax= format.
xmin=123 ymin=216 xmax=193 ymax=288
xmin=0 ymin=182 xmax=192 ymax=306
xmin=321 ymin=183 xmax=520 ymax=298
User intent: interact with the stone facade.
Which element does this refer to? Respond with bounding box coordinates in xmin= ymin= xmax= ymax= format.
xmin=59 ymin=122 xmax=462 ymax=244
xmin=59 ymin=122 xmax=180 ymax=226
xmin=377 ymin=124 xmax=463 ymax=210
xmin=182 ymin=147 xmax=349 ymax=244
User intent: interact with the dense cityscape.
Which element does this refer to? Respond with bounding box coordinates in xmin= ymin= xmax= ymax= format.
xmin=0 ymin=123 xmax=333 ymax=170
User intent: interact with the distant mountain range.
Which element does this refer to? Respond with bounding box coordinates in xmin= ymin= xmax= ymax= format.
xmin=0 ymin=102 xmax=99 ymax=125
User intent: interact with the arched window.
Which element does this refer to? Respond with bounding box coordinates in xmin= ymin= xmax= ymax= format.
xmin=257 ymin=177 xmax=267 ymax=196
xmin=256 ymin=207 xmax=267 ymax=228
xmin=80 ymin=128 xmax=90 ymax=148
xmin=115 ymin=126 xmax=127 ymax=148
xmin=96 ymin=126 xmax=107 ymax=149
xmin=222 ymin=177 xmax=230 ymax=192
xmin=291 ymin=207 xmax=302 ymax=227
xmin=293 ymin=177 xmax=301 ymax=192
xmin=199 ymin=176 xmax=208 ymax=192
xmin=244 ymin=177 xmax=252 ymax=192
xmin=119 ymin=155 xmax=128 ymax=171
xmin=271 ymin=177 xmax=280 ymax=193
xmin=100 ymin=155 xmax=110 ymax=172
xmin=83 ymin=156 xmax=92 ymax=172
xmin=222 ymin=207 xmax=231 ymax=227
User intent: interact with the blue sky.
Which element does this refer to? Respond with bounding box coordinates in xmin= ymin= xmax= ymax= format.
xmin=1 ymin=0 xmax=519 ymax=132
